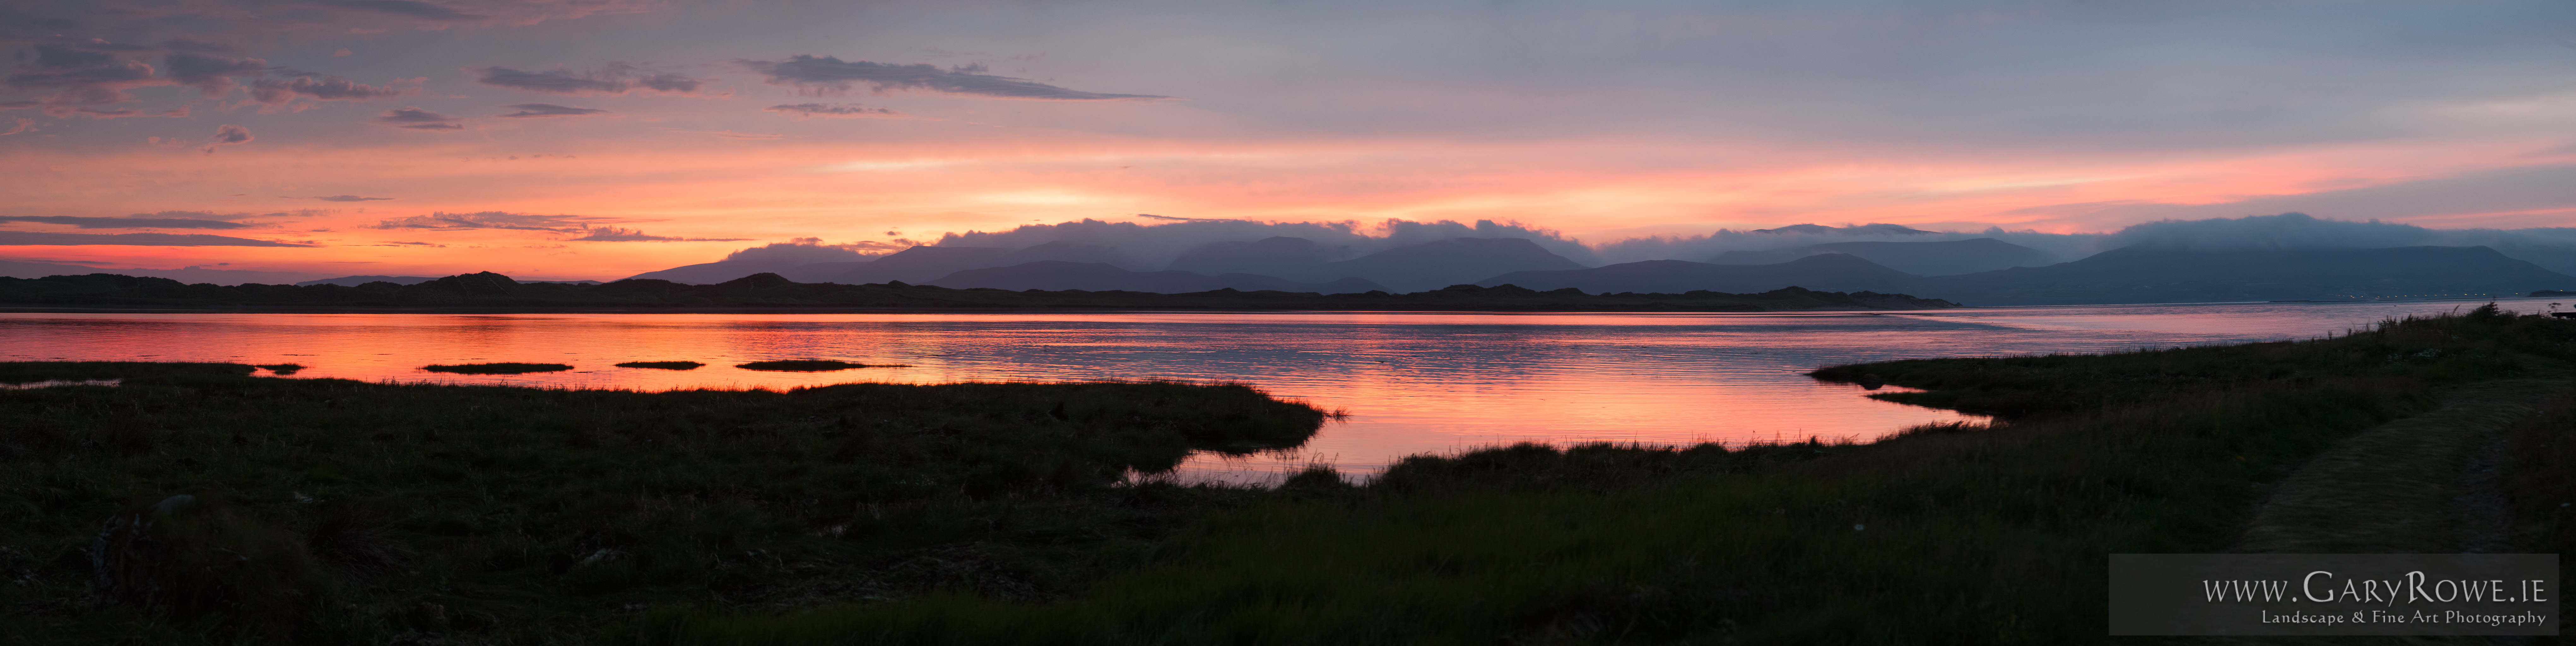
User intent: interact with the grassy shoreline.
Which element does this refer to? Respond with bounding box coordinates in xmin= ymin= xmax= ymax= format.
xmin=7 ymin=307 xmax=2572 ymax=643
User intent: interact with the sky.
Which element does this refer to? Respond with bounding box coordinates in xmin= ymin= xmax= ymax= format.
xmin=3 ymin=0 xmax=2573 ymax=280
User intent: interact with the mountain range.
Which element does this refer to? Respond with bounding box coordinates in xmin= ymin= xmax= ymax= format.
xmin=1486 ymin=245 xmax=2575 ymax=305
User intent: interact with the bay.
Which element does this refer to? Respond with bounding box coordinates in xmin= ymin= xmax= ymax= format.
xmin=1 ymin=298 xmax=2545 ymax=484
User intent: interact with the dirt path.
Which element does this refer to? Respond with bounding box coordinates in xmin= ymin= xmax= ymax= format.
xmin=2231 ymin=378 xmax=2569 ymax=555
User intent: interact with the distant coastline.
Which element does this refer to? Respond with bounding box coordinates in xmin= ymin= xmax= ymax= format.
xmin=0 ymin=271 xmax=1962 ymax=313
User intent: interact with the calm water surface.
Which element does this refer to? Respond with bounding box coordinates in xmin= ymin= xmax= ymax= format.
xmin=1 ymin=299 xmax=2540 ymax=483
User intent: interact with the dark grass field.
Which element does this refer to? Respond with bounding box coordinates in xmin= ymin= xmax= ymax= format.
xmin=4 ymin=307 xmax=2571 ymax=644
xmin=0 ymin=367 xmax=1324 ymax=644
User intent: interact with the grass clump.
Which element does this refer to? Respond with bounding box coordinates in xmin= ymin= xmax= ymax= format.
xmin=736 ymin=360 xmax=900 ymax=372
xmin=614 ymin=361 xmax=705 ymax=370
xmin=0 ymin=364 xmax=1325 ymax=643
xmin=421 ymin=362 xmax=573 ymax=374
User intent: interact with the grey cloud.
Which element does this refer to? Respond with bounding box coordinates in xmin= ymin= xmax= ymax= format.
xmin=202 ymin=124 xmax=251 ymax=155
xmin=366 ymin=211 xmax=617 ymax=231
xmin=249 ymin=75 xmax=414 ymax=104
xmin=374 ymin=107 xmax=462 ymax=131
xmin=0 ymin=101 xmax=37 ymax=110
xmin=738 ymin=55 xmax=1170 ymax=101
xmin=565 ymin=226 xmax=752 ymax=242
xmin=129 ymin=210 xmax=268 ymax=222
xmin=305 ymin=195 xmax=394 ymax=202
xmin=320 ymin=0 xmax=492 ymax=21
xmin=471 ymin=63 xmax=704 ymax=96
xmin=0 ymin=215 xmax=252 ymax=230
xmin=765 ymin=103 xmax=902 ymax=119
xmin=4 ymin=44 xmax=156 ymax=115
xmin=162 ymin=38 xmax=234 ymax=54
xmin=0 ymin=231 xmax=312 ymax=247
xmin=723 ymin=238 xmax=881 ymax=263
xmin=498 ymin=103 xmax=608 ymax=118
xmin=635 ymin=72 xmax=700 ymax=93
xmin=163 ymin=52 xmax=267 ymax=97
xmin=934 ymin=217 xmax=1598 ymax=269
xmin=3 ymin=45 xmax=147 ymax=90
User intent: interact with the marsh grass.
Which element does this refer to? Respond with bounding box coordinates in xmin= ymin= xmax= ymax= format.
xmin=616 ymin=361 xmax=706 ymax=370
xmin=422 ymin=362 xmax=575 ymax=374
xmin=2505 ymin=387 xmax=2576 ymax=558
xmin=0 ymin=366 xmax=1324 ymax=643
xmin=736 ymin=360 xmax=905 ymax=372
xmin=631 ymin=311 xmax=2576 ymax=645
xmin=252 ymin=363 xmax=305 ymax=375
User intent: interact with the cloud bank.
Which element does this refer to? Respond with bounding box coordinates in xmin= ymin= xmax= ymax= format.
xmin=564 ymin=226 xmax=751 ymax=242
xmin=738 ymin=56 xmax=1169 ymax=101
xmin=367 ymin=211 xmax=616 ymax=231
xmin=764 ymin=103 xmax=901 ymax=119
xmin=0 ymin=232 xmax=312 ymax=247
xmin=472 ymin=63 xmax=705 ymax=96
xmin=374 ymin=107 xmax=462 ymax=130
xmin=0 ymin=215 xmax=253 ymax=229
xmin=498 ymin=103 xmax=608 ymax=118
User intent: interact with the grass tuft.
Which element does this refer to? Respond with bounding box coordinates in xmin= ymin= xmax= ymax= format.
xmin=614 ymin=361 xmax=705 ymax=370
xmin=421 ymin=362 xmax=573 ymax=374
xmin=736 ymin=360 xmax=905 ymax=372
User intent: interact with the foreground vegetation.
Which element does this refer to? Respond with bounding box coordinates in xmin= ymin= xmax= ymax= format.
xmin=643 ymin=307 xmax=2574 ymax=644
xmin=6 ymin=307 xmax=2570 ymax=643
xmin=0 ymin=366 xmax=1325 ymax=643
xmin=0 ymin=272 xmax=1959 ymax=312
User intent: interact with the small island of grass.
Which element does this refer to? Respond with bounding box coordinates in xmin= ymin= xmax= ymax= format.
xmin=250 ymin=363 xmax=304 ymax=375
xmin=613 ymin=361 xmax=705 ymax=370
xmin=421 ymin=362 xmax=574 ymax=374
xmin=736 ymin=359 xmax=905 ymax=372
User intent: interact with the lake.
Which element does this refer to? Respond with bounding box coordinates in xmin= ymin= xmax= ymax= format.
xmin=2 ymin=298 xmax=2548 ymax=484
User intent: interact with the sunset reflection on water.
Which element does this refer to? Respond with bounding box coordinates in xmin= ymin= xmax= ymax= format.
xmin=1 ymin=299 xmax=2532 ymax=483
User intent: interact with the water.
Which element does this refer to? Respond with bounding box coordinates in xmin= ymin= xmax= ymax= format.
xmin=1 ymin=298 xmax=2547 ymax=484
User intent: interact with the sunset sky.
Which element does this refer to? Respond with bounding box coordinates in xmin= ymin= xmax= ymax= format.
xmin=4 ymin=0 xmax=2573 ymax=279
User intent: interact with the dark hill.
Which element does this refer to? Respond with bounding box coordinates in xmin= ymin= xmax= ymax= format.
xmin=1478 ymin=253 xmax=1930 ymax=295
xmin=294 ymin=275 xmax=441 ymax=287
xmin=812 ymin=246 xmax=1013 ymax=285
xmin=929 ymin=261 xmax=1384 ymax=294
xmin=1166 ymin=237 xmax=1345 ymax=278
xmin=1304 ymin=237 xmax=1587 ymax=292
xmin=1710 ymin=238 xmax=2053 ymax=276
xmin=1928 ymin=245 xmax=2576 ymax=305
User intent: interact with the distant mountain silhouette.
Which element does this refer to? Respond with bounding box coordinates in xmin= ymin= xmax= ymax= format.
xmin=1484 ymin=245 xmax=2576 ymax=306
xmin=1750 ymin=223 xmax=1939 ymax=236
xmin=296 ymin=275 xmax=441 ymax=287
xmin=1285 ymin=237 xmax=1585 ymax=292
xmin=628 ymin=237 xmax=1584 ymax=290
xmin=1710 ymin=238 xmax=2053 ymax=276
xmin=0 ymin=259 xmax=332 ymax=285
xmin=1925 ymin=245 xmax=2576 ymax=305
xmin=623 ymin=257 xmax=837 ymax=285
xmin=810 ymin=246 xmax=1013 ymax=285
xmin=929 ymin=261 xmax=1387 ymax=294
xmin=1480 ymin=253 xmax=1929 ymax=295
xmin=1167 ymin=237 xmax=1346 ymax=277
